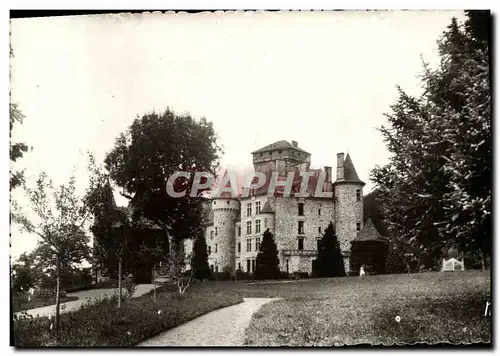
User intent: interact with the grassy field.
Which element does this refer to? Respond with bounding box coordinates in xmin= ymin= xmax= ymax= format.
xmin=13 ymin=271 xmax=490 ymax=347
xmin=13 ymin=285 xmax=243 ymax=347
xmin=12 ymin=294 xmax=79 ymax=313
xmin=231 ymin=271 xmax=490 ymax=346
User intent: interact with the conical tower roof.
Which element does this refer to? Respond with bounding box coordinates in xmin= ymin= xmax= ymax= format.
xmin=343 ymin=153 xmax=363 ymax=183
xmin=354 ymin=217 xmax=387 ymax=242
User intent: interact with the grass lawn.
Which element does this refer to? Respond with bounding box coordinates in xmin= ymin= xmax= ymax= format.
xmin=231 ymin=271 xmax=490 ymax=346
xmin=13 ymin=283 xmax=243 ymax=347
xmin=13 ymin=271 xmax=490 ymax=347
xmin=12 ymin=294 xmax=79 ymax=313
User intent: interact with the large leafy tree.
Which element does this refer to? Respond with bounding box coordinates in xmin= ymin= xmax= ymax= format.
xmin=10 ymin=48 xmax=29 ymax=191
xmin=10 ymin=103 xmax=29 ymax=190
xmin=315 ymin=222 xmax=345 ymax=278
xmin=86 ymin=156 xmax=136 ymax=307
xmin=371 ymin=11 xmax=491 ymax=269
xmin=255 ymin=229 xmax=280 ymax=280
xmin=104 ymin=108 xmax=222 ymax=261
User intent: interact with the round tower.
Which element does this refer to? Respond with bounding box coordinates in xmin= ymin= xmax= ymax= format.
xmin=212 ymin=197 xmax=240 ymax=272
xmin=334 ymin=152 xmax=365 ymax=273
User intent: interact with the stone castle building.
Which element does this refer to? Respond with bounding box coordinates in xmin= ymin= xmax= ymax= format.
xmin=187 ymin=140 xmax=365 ymax=275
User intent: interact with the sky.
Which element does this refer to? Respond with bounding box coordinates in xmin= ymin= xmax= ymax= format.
xmin=10 ymin=10 xmax=465 ymax=259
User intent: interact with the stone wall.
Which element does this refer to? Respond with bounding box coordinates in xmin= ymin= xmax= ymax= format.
xmin=236 ymin=196 xmax=273 ymax=272
xmin=273 ymin=196 xmax=335 ymax=273
xmin=210 ymin=199 xmax=240 ymax=272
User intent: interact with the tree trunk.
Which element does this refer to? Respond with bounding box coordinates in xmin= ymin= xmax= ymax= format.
xmin=153 ymin=267 xmax=157 ymax=304
xmin=118 ymin=255 xmax=122 ymax=309
xmin=55 ymin=255 xmax=61 ymax=340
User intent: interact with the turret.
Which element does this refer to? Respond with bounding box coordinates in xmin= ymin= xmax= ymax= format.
xmin=334 ymin=153 xmax=365 ymax=273
xmin=211 ymin=197 xmax=240 ymax=272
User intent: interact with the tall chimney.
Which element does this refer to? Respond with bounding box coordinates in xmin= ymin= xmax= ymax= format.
xmin=336 ymin=153 xmax=344 ymax=181
xmin=291 ymin=140 xmax=298 ymax=148
xmin=324 ymin=166 xmax=332 ymax=184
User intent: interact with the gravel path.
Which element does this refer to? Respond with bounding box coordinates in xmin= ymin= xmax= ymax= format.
xmin=138 ymin=297 xmax=280 ymax=347
xmin=14 ymin=284 xmax=155 ymax=318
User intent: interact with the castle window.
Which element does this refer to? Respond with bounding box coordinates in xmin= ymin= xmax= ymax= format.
xmin=357 ymin=222 xmax=361 ymax=232
xmin=238 ymin=262 xmax=242 ymax=271
xmin=356 ymin=189 xmax=361 ymax=202
xmin=215 ymin=265 xmax=219 ymax=273
xmin=298 ymin=238 xmax=304 ymax=250
xmin=210 ymin=231 xmax=214 ymax=239
xmin=247 ymin=203 xmax=252 ymax=217
xmin=256 ymin=219 xmax=261 ymax=233
xmin=208 ymin=246 xmax=211 ymax=254
xmin=317 ymin=239 xmax=321 ymax=251
xmin=256 ymin=201 xmax=261 ymax=214
xmin=298 ymin=221 xmax=305 ymax=234
xmin=246 ymin=239 xmax=252 ymax=252
xmin=260 ymin=153 xmax=263 ymax=157
xmin=264 ymin=218 xmax=268 ymax=228
xmin=215 ymin=244 xmax=218 ymax=253
xmin=278 ymin=150 xmax=282 ymax=154
xmin=318 ymin=208 xmax=321 ymax=216
xmin=251 ymin=259 xmax=256 ymax=272
xmin=246 ymin=221 xmax=252 ymax=234
xmin=318 ymin=226 xmax=322 ymax=234
xmin=215 ymin=227 xmax=218 ymax=236
xmin=298 ymin=203 xmax=304 ymax=216
xmin=238 ymin=242 xmax=241 ymax=253
xmin=214 ymin=201 xmax=216 ymax=205
xmin=226 ymin=200 xmax=230 ymax=205
xmin=247 ymin=260 xmax=250 ymax=272
xmin=238 ymin=226 xmax=241 ymax=237
xmin=255 ymin=237 xmax=260 ymax=251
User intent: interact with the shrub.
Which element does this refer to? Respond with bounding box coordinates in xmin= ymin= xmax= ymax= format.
xmin=34 ymin=289 xmax=54 ymax=300
xmin=235 ymin=270 xmax=254 ymax=281
xmin=123 ymin=277 xmax=137 ymax=299
xmin=212 ymin=271 xmax=232 ymax=281
xmin=291 ymin=272 xmax=309 ymax=280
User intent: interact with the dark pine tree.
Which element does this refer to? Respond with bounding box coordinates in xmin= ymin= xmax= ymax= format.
xmin=191 ymin=231 xmax=211 ymax=280
xmin=255 ymin=229 xmax=280 ymax=280
xmin=315 ymin=222 xmax=345 ymax=277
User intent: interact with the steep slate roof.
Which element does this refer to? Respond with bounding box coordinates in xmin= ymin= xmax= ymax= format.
xmin=259 ymin=201 xmax=275 ymax=214
xmin=343 ymin=153 xmax=363 ymax=183
xmin=251 ymin=140 xmax=310 ymax=154
xmin=354 ymin=218 xmax=387 ymax=242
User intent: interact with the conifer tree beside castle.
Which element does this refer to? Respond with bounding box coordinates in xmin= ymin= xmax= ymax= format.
xmin=314 ymin=222 xmax=346 ymax=277
xmin=255 ymin=229 xmax=280 ymax=280
xmin=191 ymin=231 xmax=212 ymax=281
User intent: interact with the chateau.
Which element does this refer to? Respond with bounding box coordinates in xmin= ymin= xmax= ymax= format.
xmin=188 ymin=140 xmax=365 ymax=275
